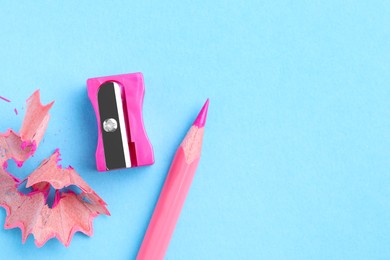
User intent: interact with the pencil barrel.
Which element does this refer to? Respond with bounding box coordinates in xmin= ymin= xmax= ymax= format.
xmin=137 ymin=147 xmax=200 ymax=260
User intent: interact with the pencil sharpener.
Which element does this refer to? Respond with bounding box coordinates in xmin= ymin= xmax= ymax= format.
xmin=87 ymin=73 xmax=154 ymax=171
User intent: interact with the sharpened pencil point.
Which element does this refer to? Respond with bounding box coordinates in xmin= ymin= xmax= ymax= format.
xmin=193 ymin=99 xmax=209 ymax=127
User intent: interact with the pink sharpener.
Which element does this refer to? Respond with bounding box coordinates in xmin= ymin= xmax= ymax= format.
xmin=87 ymin=73 xmax=154 ymax=171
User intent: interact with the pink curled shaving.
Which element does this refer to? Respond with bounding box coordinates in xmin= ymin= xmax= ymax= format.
xmin=0 ymin=91 xmax=109 ymax=247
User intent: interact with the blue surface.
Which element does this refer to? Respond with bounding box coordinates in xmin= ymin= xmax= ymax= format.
xmin=0 ymin=1 xmax=389 ymax=259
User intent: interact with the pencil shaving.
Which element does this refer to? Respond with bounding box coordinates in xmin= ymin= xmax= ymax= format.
xmin=0 ymin=91 xmax=109 ymax=247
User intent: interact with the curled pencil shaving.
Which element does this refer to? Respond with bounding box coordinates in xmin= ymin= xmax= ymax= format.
xmin=0 ymin=90 xmax=109 ymax=247
xmin=0 ymin=151 xmax=109 ymax=247
xmin=0 ymin=90 xmax=51 ymax=167
xmin=0 ymin=130 xmax=36 ymax=167
xmin=19 ymin=90 xmax=54 ymax=146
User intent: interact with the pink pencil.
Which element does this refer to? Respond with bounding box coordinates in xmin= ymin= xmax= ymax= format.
xmin=137 ymin=100 xmax=209 ymax=260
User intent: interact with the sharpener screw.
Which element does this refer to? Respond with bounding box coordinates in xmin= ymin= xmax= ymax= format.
xmin=103 ymin=118 xmax=118 ymax=132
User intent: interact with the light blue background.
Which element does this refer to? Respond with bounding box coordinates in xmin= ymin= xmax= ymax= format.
xmin=0 ymin=1 xmax=389 ymax=259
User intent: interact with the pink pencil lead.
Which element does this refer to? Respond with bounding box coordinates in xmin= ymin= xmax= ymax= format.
xmin=193 ymin=99 xmax=209 ymax=128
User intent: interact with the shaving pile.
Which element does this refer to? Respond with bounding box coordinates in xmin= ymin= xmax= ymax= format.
xmin=0 ymin=91 xmax=109 ymax=247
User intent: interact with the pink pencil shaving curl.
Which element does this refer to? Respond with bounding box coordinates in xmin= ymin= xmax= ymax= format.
xmin=0 ymin=90 xmax=110 ymax=247
xmin=0 ymin=96 xmax=10 ymax=102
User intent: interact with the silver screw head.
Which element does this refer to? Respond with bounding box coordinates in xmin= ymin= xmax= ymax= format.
xmin=103 ymin=118 xmax=118 ymax=132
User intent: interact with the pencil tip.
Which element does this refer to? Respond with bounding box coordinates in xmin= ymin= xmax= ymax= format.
xmin=193 ymin=99 xmax=209 ymax=127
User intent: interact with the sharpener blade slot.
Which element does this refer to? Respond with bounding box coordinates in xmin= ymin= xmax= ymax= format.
xmin=98 ymin=81 xmax=131 ymax=170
